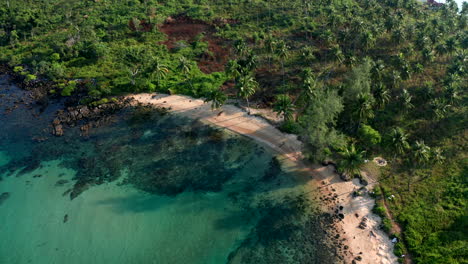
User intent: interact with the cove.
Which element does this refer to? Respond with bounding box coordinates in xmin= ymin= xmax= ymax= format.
xmin=0 ymin=76 xmax=337 ymax=264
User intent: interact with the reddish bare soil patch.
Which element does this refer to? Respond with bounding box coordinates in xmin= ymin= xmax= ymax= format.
xmin=159 ymin=16 xmax=232 ymax=74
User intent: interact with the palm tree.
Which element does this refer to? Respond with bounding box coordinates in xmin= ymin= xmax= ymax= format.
xmin=431 ymin=147 xmax=445 ymax=165
xmin=412 ymin=140 xmax=431 ymax=165
xmin=407 ymin=140 xmax=431 ymax=191
xmin=264 ymin=34 xmax=276 ymax=68
xmin=177 ymin=56 xmax=192 ymax=87
xmin=275 ymin=40 xmax=290 ymax=85
xmin=445 ymin=37 xmax=458 ymax=55
xmin=430 ymin=98 xmax=451 ymax=121
xmin=352 ymin=93 xmax=375 ymax=125
xmin=150 ymin=58 xmax=169 ymax=88
xmin=236 ymin=73 xmax=258 ymax=113
xmin=400 ymin=89 xmax=414 ymax=114
xmin=234 ymin=39 xmax=248 ymax=57
xmin=388 ymin=127 xmax=410 ymax=157
xmin=204 ymin=89 xmax=227 ymax=110
xmin=226 ymin=60 xmax=241 ymax=80
xmin=338 ymin=144 xmax=366 ymax=178
xmin=273 ymin=94 xmax=295 ymax=121
xmin=330 ymin=44 xmax=344 ymax=63
xmin=373 ymin=83 xmax=390 ymax=109
xmin=371 ymin=60 xmax=385 ymax=82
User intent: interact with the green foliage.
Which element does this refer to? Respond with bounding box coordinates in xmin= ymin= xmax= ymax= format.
xmin=338 ymin=144 xmax=366 ymax=177
xmin=25 ymin=74 xmax=36 ymax=82
xmin=279 ymin=120 xmax=302 ymax=134
xmin=358 ymin=124 xmax=382 ymax=147
xmin=60 ymin=80 xmax=77 ymax=96
xmin=299 ymin=86 xmax=344 ymax=162
xmin=273 ymin=94 xmax=294 ymax=121
xmin=1 ymin=1 xmax=466 ymax=262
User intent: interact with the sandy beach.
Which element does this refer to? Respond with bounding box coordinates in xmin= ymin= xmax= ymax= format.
xmin=127 ymin=93 xmax=398 ymax=264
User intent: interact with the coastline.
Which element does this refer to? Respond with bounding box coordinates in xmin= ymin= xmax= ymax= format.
xmin=127 ymin=93 xmax=398 ymax=264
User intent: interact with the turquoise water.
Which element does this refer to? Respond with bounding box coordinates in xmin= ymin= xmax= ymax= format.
xmin=0 ymin=76 xmax=338 ymax=264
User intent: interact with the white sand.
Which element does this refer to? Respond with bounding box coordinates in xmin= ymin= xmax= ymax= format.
xmin=127 ymin=93 xmax=398 ymax=264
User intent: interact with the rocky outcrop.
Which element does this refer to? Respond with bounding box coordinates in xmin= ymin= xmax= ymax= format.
xmin=51 ymin=98 xmax=133 ymax=137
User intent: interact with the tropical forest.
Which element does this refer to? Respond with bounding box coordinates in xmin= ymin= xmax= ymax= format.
xmin=0 ymin=0 xmax=466 ymax=263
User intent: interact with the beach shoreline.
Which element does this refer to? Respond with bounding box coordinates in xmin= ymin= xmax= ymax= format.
xmin=126 ymin=93 xmax=398 ymax=264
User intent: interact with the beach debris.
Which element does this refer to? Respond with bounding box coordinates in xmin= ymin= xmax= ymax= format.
xmin=0 ymin=192 xmax=10 ymax=205
xmin=392 ymin=237 xmax=398 ymax=243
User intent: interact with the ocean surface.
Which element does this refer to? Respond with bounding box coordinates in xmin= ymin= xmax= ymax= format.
xmin=0 ymin=75 xmax=337 ymax=264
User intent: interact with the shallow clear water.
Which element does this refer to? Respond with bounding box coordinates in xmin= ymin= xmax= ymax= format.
xmin=0 ymin=76 xmax=337 ymax=264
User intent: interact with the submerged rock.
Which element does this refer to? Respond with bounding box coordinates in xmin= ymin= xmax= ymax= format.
xmin=0 ymin=192 xmax=10 ymax=205
xmin=70 ymin=179 xmax=93 ymax=200
xmin=55 ymin=179 xmax=69 ymax=187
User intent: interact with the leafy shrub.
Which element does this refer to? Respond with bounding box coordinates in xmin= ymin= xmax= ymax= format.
xmin=90 ymin=98 xmax=109 ymax=106
xmin=358 ymin=124 xmax=382 ymax=146
xmin=394 ymin=242 xmax=405 ymax=257
xmin=13 ymin=66 xmax=24 ymax=73
xmin=25 ymin=74 xmax=37 ymax=82
xmin=50 ymin=53 xmax=60 ymax=61
xmin=279 ymin=120 xmax=302 ymax=134
xmin=60 ymin=80 xmax=77 ymax=96
xmin=373 ymin=202 xmax=386 ymax=218
xmin=382 ymin=217 xmax=392 ymax=233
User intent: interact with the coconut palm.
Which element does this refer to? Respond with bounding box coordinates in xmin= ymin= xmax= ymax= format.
xmin=236 ymin=73 xmax=258 ymax=112
xmin=150 ymin=58 xmax=169 ymax=88
xmin=430 ymin=98 xmax=451 ymax=121
xmin=275 ymin=40 xmax=290 ymax=85
xmin=431 ymin=147 xmax=445 ymax=165
xmin=264 ymin=34 xmax=276 ymax=68
xmin=371 ymin=60 xmax=385 ymax=81
xmin=338 ymin=144 xmax=366 ymax=178
xmin=204 ymin=89 xmax=227 ymax=110
xmin=388 ymin=127 xmax=410 ymax=157
xmin=226 ymin=59 xmax=241 ymax=80
xmin=407 ymin=140 xmax=431 ymax=190
xmin=273 ymin=94 xmax=295 ymax=121
xmin=412 ymin=140 xmax=431 ymax=165
xmin=177 ymin=56 xmax=192 ymax=88
xmin=352 ymin=93 xmax=375 ymax=124
xmin=400 ymin=89 xmax=414 ymax=113
xmin=330 ymin=44 xmax=344 ymax=63
xmin=373 ymin=83 xmax=390 ymax=109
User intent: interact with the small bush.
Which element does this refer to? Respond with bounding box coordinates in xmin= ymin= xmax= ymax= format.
xmin=25 ymin=74 xmax=37 ymax=82
xmin=394 ymin=242 xmax=405 ymax=257
xmin=373 ymin=203 xmax=386 ymax=217
xmin=13 ymin=66 xmax=24 ymax=73
xmin=279 ymin=120 xmax=302 ymax=134
xmin=90 ymin=98 xmax=109 ymax=106
xmin=382 ymin=217 xmax=392 ymax=233
xmin=60 ymin=80 xmax=77 ymax=96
